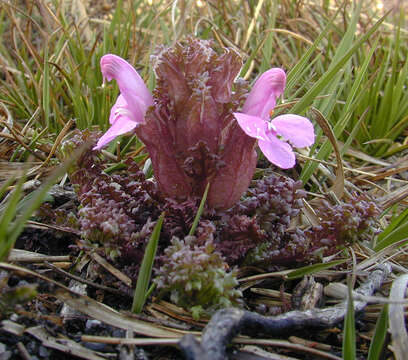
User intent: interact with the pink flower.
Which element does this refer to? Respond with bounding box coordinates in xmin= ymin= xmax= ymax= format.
xmin=234 ymin=68 xmax=314 ymax=169
xmin=93 ymin=54 xmax=153 ymax=150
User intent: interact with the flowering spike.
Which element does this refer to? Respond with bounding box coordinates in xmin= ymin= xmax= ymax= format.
xmin=95 ymin=39 xmax=314 ymax=209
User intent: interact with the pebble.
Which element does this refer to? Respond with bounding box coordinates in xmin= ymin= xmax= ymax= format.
xmin=83 ymin=341 xmax=112 ymax=352
xmin=85 ymin=319 xmax=102 ymax=331
xmin=38 ymin=345 xmax=50 ymax=358
xmin=0 ymin=351 xmax=12 ymax=360
xmin=0 ymin=343 xmax=12 ymax=360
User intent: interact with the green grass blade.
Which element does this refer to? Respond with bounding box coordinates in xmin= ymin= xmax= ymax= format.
xmin=0 ymin=145 xmax=85 ymax=261
xmin=0 ymin=178 xmax=25 ymax=261
xmin=286 ymin=259 xmax=346 ymax=280
xmin=374 ymin=220 xmax=408 ymax=252
xmin=0 ymin=177 xmax=16 ymax=200
xmin=132 ymin=212 xmax=165 ymax=314
xmin=42 ymin=45 xmax=50 ymax=129
xmin=292 ymin=10 xmax=386 ymax=115
xmin=299 ymin=11 xmax=391 ymax=183
xmin=188 ymin=182 xmax=210 ymax=236
xmin=286 ymin=2 xmax=345 ymax=92
xmin=367 ymin=304 xmax=389 ymax=360
xmin=342 ymin=278 xmax=356 ymax=360
xmin=0 ymin=187 xmax=53 ymax=216
xmin=313 ymin=2 xmax=362 ymax=117
xmin=377 ymin=207 xmax=408 ymax=243
xmin=342 ymin=37 xmax=379 ymax=117
xmin=341 ymin=108 xmax=368 ymax=155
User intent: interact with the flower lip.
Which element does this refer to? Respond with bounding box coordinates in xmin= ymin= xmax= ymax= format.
xmin=234 ymin=111 xmax=314 ymax=169
xmin=272 ymin=114 xmax=315 ymax=148
xmin=93 ymin=116 xmax=138 ymax=150
xmin=258 ymin=137 xmax=295 ymax=169
xmin=234 ymin=113 xmax=269 ymax=142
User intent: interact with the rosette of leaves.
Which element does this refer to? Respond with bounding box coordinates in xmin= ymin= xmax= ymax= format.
xmin=216 ymin=214 xmax=267 ymax=265
xmin=77 ymin=163 xmax=160 ymax=259
xmin=154 ymin=223 xmax=242 ymax=319
xmin=245 ymin=228 xmax=308 ymax=266
xmin=61 ymin=130 xmax=161 ymax=259
xmin=215 ymin=173 xmax=307 ymax=265
xmin=306 ymin=195 xmax=380 ymax=257
xmin=217 ymin=175 xmax=380 ymax=266
xmin=161 ymin=198 xmax=200 ymax=240
xmin=244 ymin=192 xmax=380 ymax=266
xmin=59 ymin=129 xmax=104 ymax=192
xmin=237 ymin=173 xmax=306 ymax=236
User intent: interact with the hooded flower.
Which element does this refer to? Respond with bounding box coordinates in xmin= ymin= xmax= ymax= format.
xmin=234 ymin=68 xmax=314 ymax=169
xmin=93 ymin=54 xmax=154 ymax=150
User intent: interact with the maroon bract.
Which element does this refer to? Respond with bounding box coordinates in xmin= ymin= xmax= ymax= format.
xmin=140 ymin=39 xmax=257 ymax=210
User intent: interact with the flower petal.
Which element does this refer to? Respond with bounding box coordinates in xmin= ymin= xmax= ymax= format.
xmin=100 ymin=54 xmax=153 ymax=122
xmin=271 ymin=114 xmax=315 ymax=148
xmin=233 ymin=112 xmax=269 ymax=141
xmin=93 ymin=116 xmax=137 ymax=150
xmin=242 ymin=68 xmax=286 ymax=120
xmin=258 ymin=137 xmax=296 ymax=169
xmin=109 ymin=95 xmax=127 ymax=125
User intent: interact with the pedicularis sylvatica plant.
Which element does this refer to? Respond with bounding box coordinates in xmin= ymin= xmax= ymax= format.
xmin=94 ymin=37 xmax=315 ymax=210
xmin=61 ymin=38 xmax=379 ymax=317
